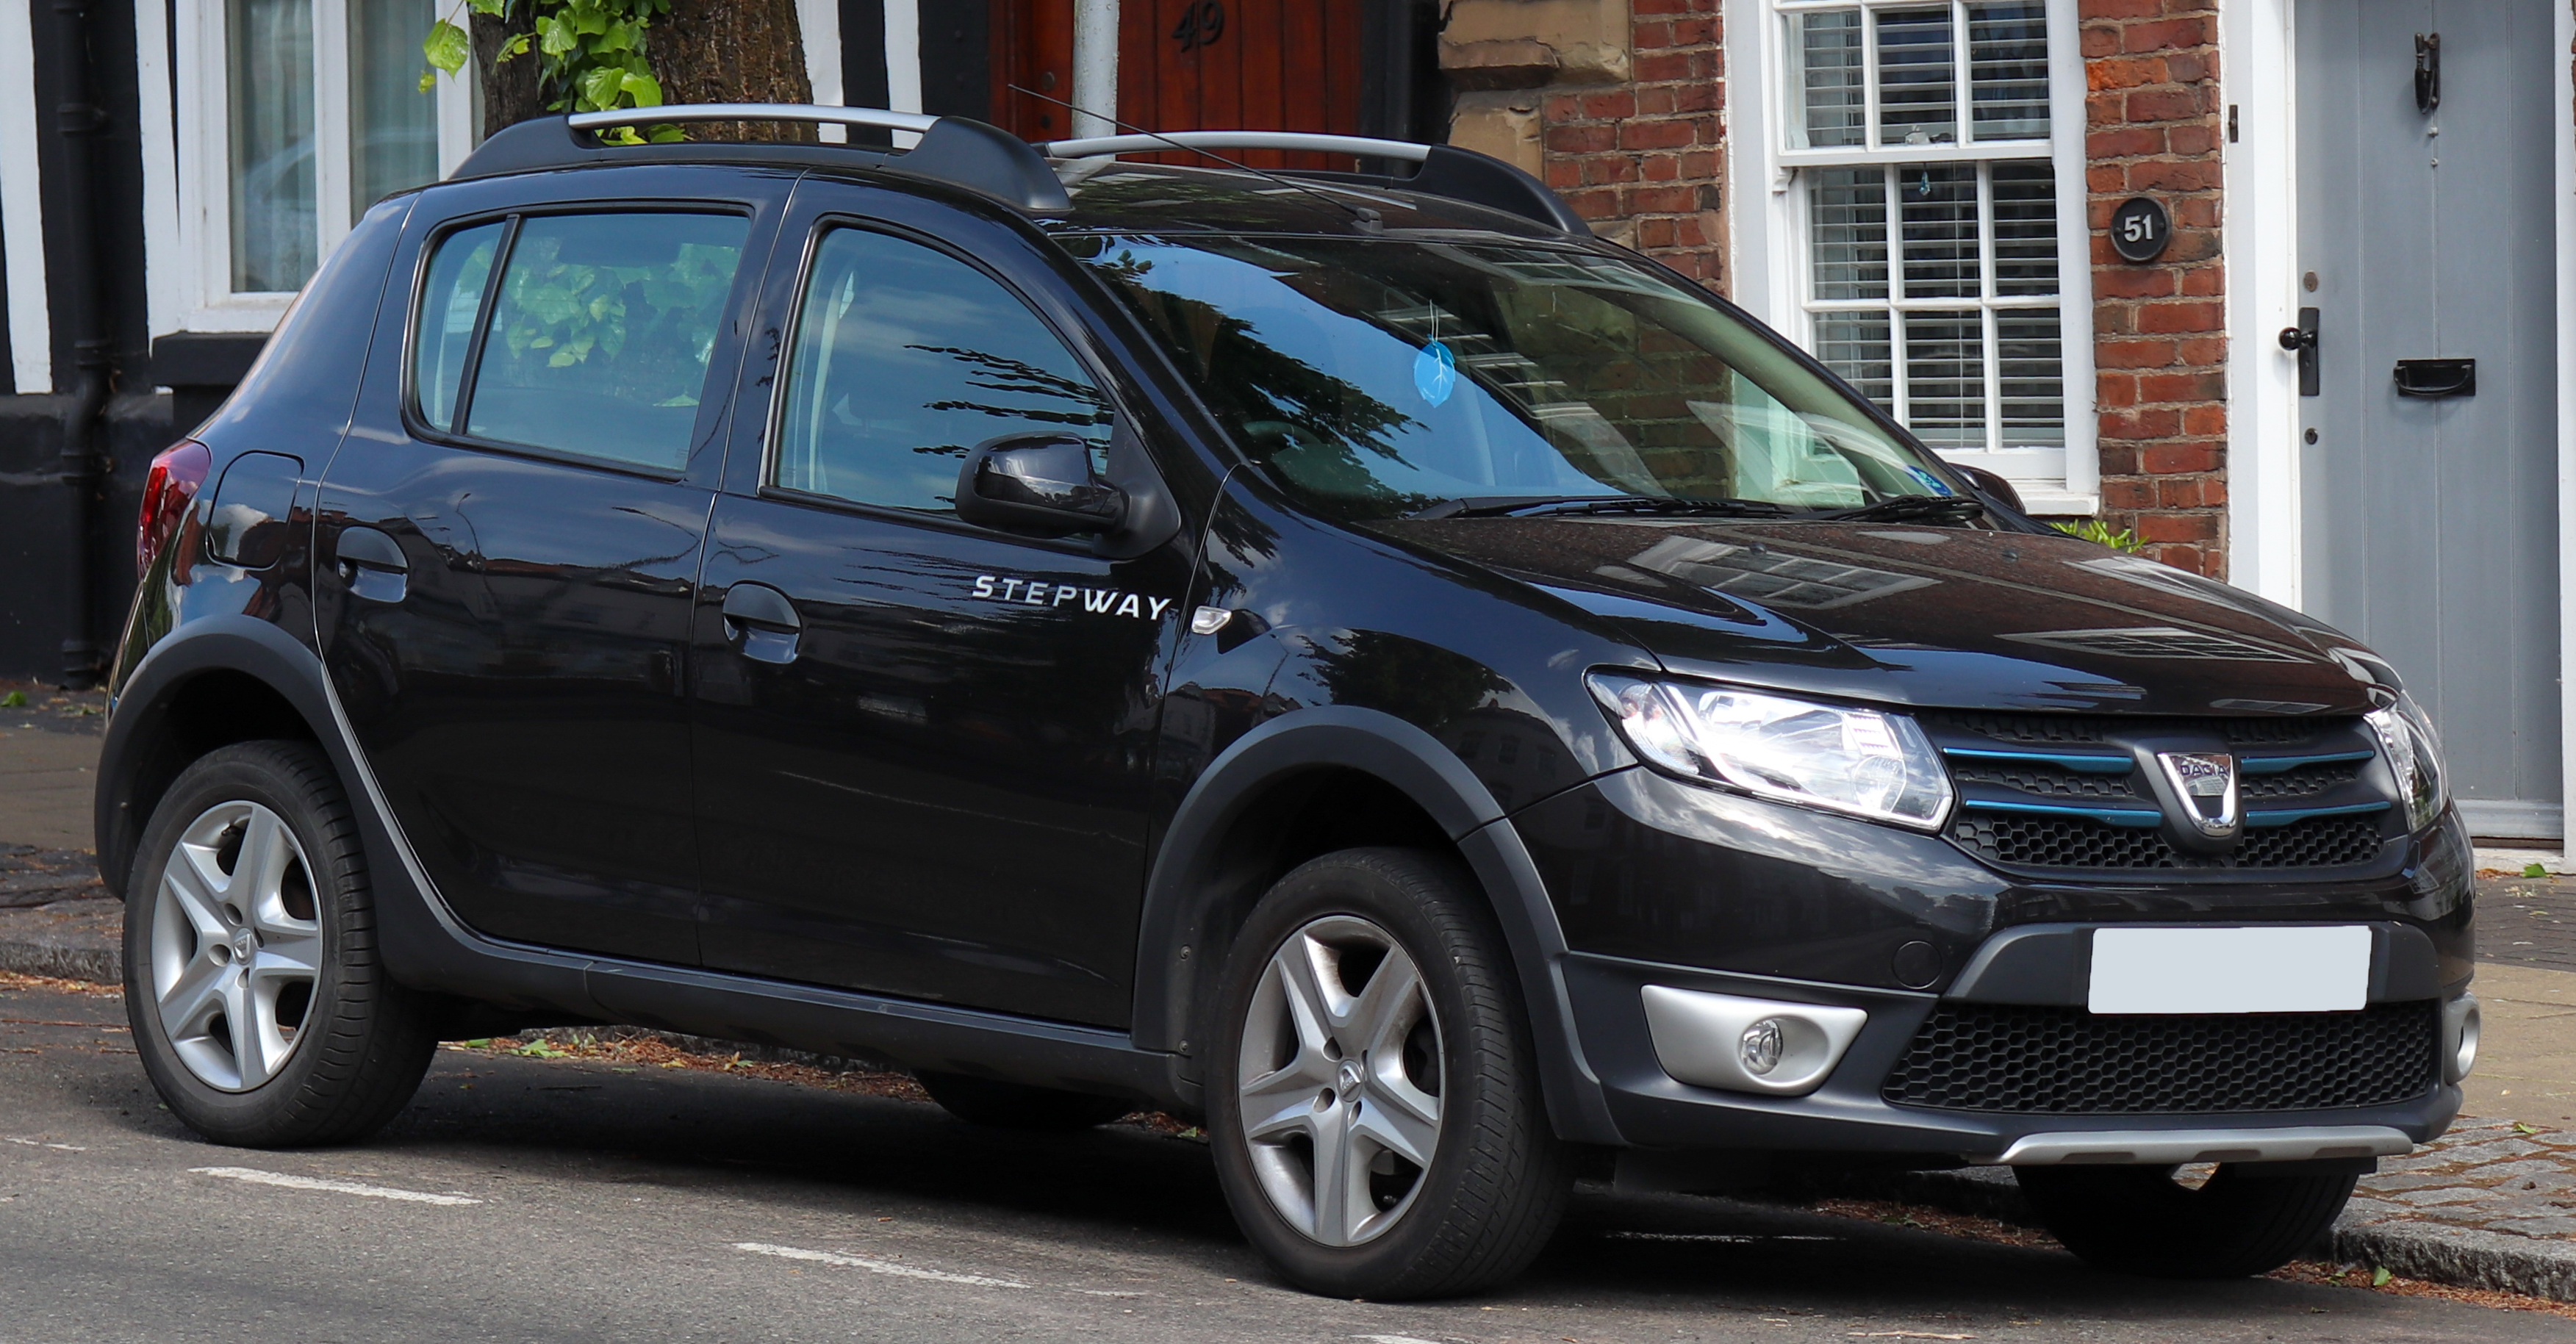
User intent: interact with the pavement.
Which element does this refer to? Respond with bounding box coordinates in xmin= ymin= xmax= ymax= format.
xmin=3 ymin=984 xmax=2567 ymax=1343
xmin=7 ymin=682 xmax=2576 ymax=1315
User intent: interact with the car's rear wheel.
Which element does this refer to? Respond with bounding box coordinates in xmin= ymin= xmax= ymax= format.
xmin=125 ymin=740 xmax=438 ymax=1146
xmin=1208 ymin=847 xmax=1568 ymax=1299
xmin=2017 ymin=1160 xmax=2361 ymax=1278
xmin=916 ymin=1071 xmax=1135 ymax=1130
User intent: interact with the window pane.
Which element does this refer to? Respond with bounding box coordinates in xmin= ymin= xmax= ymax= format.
xmin=1903 ymin=311 xmax=1985 ymax=450
xmin=1815 ymin=312 xmax=1894 ymax=410
xmin=1970 ymin=1 xmax=2052 ymax=140
xmin=349 ymin=0 xmax=442 ymax=217
xmin=229 ymin=0 xmax=317 ymax=292
xmin=1808 ymin=167 xmax=1888 ymax=301
xmin=464 ymin=213 xmax=750 ymax=469
xmin=777 ymin=229 xmax=1113 ymax=513
xmin=1898 ymin=163 xmax=1979 ymax=300
xmin=413 ymin=222 xmax=503 ymax=432
xmin=1791 ymin=10 xmax=1867 ymax=148
xmin=1876 ymin=6 xmax=1956 ymax=145
xmin=1998 ymin=307 xmax=2064 ymax=448
xmin=1991 ymin=161 xmax=2059 ymax=295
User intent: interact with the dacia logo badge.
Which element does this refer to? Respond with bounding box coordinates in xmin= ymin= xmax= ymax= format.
xmin=2156 ymin=751 xmax=2241 ymax=838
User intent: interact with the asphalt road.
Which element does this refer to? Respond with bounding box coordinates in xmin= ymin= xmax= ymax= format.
xmin=1 ymin=987 xmax=2561 ymax=1343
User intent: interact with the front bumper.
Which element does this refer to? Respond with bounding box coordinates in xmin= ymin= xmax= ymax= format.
xmin=1515 ymin=767 xmax=2476 ymax=1161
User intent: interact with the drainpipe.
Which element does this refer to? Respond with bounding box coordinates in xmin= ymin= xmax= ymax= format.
xmin=48 ymin=0 xmax=107 ymax=687
xmin=1071 ymin=0 xmax=1119 ymax=137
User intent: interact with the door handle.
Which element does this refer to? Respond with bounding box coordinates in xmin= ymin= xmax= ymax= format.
xmin=2277 ymin=307 xmax=2320 ymax=396
xmin=720 ymin=582 xmax=802 ymax=664
xmin=2394 ymin=357 xmax=2476 ymax=399
xmin=331 ymin=525 xmax=408 ymax=603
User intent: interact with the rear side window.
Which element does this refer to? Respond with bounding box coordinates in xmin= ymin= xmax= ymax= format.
xmin=410 ymin=211 xmax=750 ymax=470
xmin=772 ymin=227 xmax=1112 ymax=513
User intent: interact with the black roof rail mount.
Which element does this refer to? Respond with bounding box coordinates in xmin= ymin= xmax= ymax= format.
xmin=1037 ymin=130 xmax=1590 ymax=236
xmin=448 ymin=104 xmax=1072 ymax=215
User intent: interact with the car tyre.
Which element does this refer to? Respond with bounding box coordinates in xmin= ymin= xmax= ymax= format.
xmin=916 ymin=1071 xmax=1135 ymax=1130
xmin=1208 ymin=847 xmax=1568 ymax=1300
xmin=2017 ymin=1160 xmax=2361 ymax=1278
xmin=124 ymin=740 xmax=438 ymax=1146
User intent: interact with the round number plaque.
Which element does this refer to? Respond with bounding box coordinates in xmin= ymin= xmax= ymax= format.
xmin=2109 ymin=197 xmax=2172 ymax=263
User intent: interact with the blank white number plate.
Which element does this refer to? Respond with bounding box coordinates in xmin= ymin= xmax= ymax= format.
xmin=2088 ymin=926 xmax=2372 ymax=1014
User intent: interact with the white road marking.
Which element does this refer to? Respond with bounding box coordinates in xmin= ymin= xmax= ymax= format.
xmin=732 ymin=1241 xmax=1027 ymax=1289
xmin=190 ymin=1166 xmax=482 ymax=1205
xmin=1357 ymin=1335 xmax=1448 ymax=1344
xmin=4 ymin=1138 xmax=85 ymax=1151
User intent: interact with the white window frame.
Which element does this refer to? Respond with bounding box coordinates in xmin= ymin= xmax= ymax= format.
xmin=1728 ymin=0 xmax=2096 ymax=514
xmin=167 ymin=0 xmax=476 ymax=333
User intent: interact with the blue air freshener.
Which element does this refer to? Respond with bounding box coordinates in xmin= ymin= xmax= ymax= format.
xmin=1906 ymin=466 xmax=1956 ymax=497
xmin=1414 ymin=340 xmax=1457 ymax=407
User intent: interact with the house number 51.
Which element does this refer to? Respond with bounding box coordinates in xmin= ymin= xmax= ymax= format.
xmin=2109 ymin=196 xmax=2172 ymax=263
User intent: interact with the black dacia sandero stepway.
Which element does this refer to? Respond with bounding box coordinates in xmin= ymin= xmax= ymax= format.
xmin=99 ymin=105 xmax=2477 ymax=1298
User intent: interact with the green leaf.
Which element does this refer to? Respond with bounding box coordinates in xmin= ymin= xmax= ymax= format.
xmin=418 ymin=69 xmax=437 ymax=93
xmin=619 ymin=71 xmax=661 ymax=107
xmin=647 ymin=124 xmax=686 ymax=143
xmin=467 ymin=0 xmax=506 ymax=15
xmin=497 ymin=32 xmax=531 ymax=61
xmin=0 ymin=690 xmax=24 ymax=708
xmin=2524 ymin=862 xmax=2550 ymax=879
xmin=537 ymin=14 xmax=578 ymax=57
xmin=578 ymin=63 xmax=626 ymax=111
xmin=423 ymin=19 xmax=471 ymax=75
xmin=2369 ymin=1266 xmax=2392 ymax=1287
xmin=2516 ymin=1121 xmax=2542 ymax=1135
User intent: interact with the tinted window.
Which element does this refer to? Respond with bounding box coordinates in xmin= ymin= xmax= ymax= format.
xmin=774 ymin=228 xmax=1112 ymax=513
xmin=413 ymin=221 xmax=503 ymax=431
xmin=462 ymin=212 xmax=749 ymax=470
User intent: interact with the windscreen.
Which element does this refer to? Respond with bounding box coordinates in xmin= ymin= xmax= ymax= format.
xmin=1066 ymin=234 xmax=1959 ymax=520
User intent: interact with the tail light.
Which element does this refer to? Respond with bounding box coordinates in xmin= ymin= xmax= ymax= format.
xmin=137 ymin=439 xmax=212 ymax=575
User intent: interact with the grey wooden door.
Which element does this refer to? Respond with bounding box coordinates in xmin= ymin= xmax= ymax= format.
xmin=2297 ymin=0 xmax=2561 ymax=838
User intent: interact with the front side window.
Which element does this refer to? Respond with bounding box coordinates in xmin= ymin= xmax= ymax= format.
xmin=1773 ymin=0 xmax=2082 ymax=504
xmin=773 ymin=229 xmax=1113 ymax=514
xmin=1073 ymin=234 xmax=1960 ymax=520
xmin=414 ymin=212 xmax=750 ymax=470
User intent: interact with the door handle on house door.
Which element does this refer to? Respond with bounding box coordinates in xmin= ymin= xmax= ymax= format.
xmin=2277 ymin=307 xmax=2320 ymax=396
xmin=2394 ymin=357 xmax=2476 ymax=398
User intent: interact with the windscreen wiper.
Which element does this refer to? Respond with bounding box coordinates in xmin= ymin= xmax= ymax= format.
xmin=1408 ymin=495 xmax=1801 ymax=520
xmin=1812 ymin=494 xmax=1988 ymax=524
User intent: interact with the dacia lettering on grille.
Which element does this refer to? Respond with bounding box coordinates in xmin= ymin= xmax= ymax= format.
xmin=972 ymin=575 xmax=1174 ymax=622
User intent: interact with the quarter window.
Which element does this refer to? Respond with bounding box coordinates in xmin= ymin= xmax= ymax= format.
xmin=773 ymin=229 xmax=1113 ymax=514
xmin=1768 ymin=0 xmax=2088 ymax=509
xmin=413 ymin=212 xmax=750 ymax=470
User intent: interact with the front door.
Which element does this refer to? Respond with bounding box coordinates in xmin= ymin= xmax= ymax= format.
xmin=315 ymin=171 xmax=778 ymax=961
xmin=2296 ymin=0 xmax=2561 ymax=838
xmin=689 ymin=184 xmax=1190 ymax=1026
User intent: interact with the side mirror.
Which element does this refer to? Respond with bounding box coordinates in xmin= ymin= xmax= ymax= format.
xmin=955 ymin=433 xmax=1127 ymax=534
xmin=1948 ymin=463 xmax=2028 ymax=516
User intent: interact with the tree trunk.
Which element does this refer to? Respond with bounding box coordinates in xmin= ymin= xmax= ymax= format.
xmin=471 ymin=12 xmax=545 ymax=135
xmin=648 ymin=0 xmax=816 ymax=142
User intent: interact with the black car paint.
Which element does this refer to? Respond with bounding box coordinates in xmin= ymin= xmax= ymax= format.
xmin=95 ymin=151 xmax=2472 ymax=1159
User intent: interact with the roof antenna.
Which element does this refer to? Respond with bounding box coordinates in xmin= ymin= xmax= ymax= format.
xmin=1007 ymin=85 xmax=1383 ymax=233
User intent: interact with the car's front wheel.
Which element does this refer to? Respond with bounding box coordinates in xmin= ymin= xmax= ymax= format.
xmin=125 ymin=740 xmax=438 ymax=1146
xmin=1208 ymin=847 xmax=1568 ymax=1299
xmin=2017 ymin=1160 xmax=2361 ymax=1278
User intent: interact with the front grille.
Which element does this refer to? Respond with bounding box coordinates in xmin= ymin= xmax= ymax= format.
xmin=1882 ymin=1000 xmax=2441 ymax=1114
xmin=1948 ymin=813 xmax=2385 ymax=870
xmin=2240 ymin=763 xmax=2363 ymax=801
xmin=1948 ymin=763 xmax=2139 ymax=799
xmin=1922 ymin=712 xmax=2332 ymax=749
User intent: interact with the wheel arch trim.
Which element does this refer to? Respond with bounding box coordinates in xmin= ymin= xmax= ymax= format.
xmin=1133 ymin=704 xmax=1623 ymax=1142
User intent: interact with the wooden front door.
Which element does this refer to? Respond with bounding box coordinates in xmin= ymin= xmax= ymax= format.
xmin=989 ymin=0 xmax=1369 ymax=165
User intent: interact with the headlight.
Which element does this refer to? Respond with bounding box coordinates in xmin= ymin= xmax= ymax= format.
xmin=1587 ymin=672 xmax=1953 ymax=828
xmin=2367 ymin=691 xmax=2448 ymax=832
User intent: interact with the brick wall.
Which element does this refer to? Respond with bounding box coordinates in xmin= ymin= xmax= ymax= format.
xmin=1541 ymin=0 xmax=1726 ymax=287
xmin=2082 ymin=0 xmax=2229 ymax=575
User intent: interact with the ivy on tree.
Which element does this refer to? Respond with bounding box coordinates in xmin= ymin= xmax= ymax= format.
xmin=423 ymin=0 xmax=681 ymax=142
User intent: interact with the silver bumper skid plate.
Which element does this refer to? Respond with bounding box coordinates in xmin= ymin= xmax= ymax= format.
xmin=1978 ymin=1124 xmax=2414 ymax=1166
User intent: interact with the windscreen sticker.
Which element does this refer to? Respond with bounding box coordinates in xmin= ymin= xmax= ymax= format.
xmin=972 ymin=575 xmax=1173 ymax=622
xmin=1905 ymin=466 xmax=1956 ymax=497
xmin=1413 ymin=340 xmax=1457 ymax=407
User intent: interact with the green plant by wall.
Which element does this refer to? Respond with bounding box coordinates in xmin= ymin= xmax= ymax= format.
xmin=423 ymin=0 xmax=677 ymax=139
xmin=2051 ymin=519 xmax=2150 ymax=553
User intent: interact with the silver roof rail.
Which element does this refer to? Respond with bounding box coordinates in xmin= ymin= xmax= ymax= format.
xmin=566 ymin=104 xmax=937 ymax=136
xmin=1038 ymin=131 xmax=1431 ymax=162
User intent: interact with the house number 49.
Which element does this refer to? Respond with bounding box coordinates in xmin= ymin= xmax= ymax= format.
xmin=1172 ymin=0 xmax=1226 ymax=51
xmin=2109 ymin=196 xmax=2172 ymax=263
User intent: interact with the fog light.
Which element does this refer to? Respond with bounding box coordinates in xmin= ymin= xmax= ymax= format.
xmin=2444 ymin=995 xmax=2480 ymax=1083
xmin=1739 ymin=1019 xmax=1785 ymax=1076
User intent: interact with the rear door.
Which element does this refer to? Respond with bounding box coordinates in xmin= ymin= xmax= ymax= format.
xmin=688 ymin=179 xmax=1191 ymax=1026
xmin=314 ymin=165 xmax=788 ymax=962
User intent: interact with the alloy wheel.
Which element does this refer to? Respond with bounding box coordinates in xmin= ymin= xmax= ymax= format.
xmin=1235 ymin=914 xmax=1444 ymax=1247
xmin=150 ymin=800 xmax=322 ymax=1092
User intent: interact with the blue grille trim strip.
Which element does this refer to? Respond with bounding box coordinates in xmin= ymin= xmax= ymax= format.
xmin=1960 ymin=799 xmax=2163 ymax=827
xmin=2239 ymin=750 xmax=2376 ymax=775
xmin=1942 ymin=747 xmax=2135 ymax=774
xmin=2242 ymin=801 xmax=2392 ymax=827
